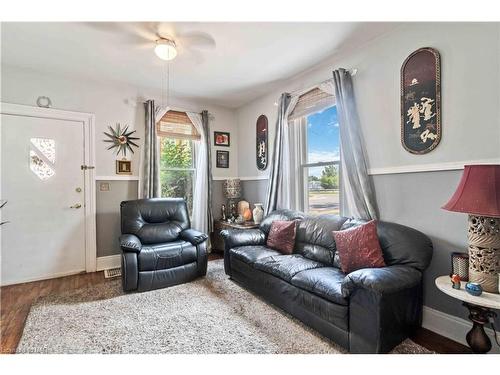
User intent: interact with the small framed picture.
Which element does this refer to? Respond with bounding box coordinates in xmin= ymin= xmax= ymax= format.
xmin=216 ymin=150 xmax=229 ymax=168
xmin=214 ymin=131 xmax=230 ymax=147
xmin=116 ymin=159 xmax=132 ymax=175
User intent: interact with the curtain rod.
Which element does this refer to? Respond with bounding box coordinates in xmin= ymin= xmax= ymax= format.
xmin=139 ymin=101 xmax=215 ymax=120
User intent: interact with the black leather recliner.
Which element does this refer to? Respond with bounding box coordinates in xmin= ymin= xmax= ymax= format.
xmin=222 ymin=209 xmax=433 ymax=353
xmin=119 ymin=198 xmax=208 ymax=292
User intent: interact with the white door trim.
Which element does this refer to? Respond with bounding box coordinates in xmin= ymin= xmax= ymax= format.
xmin=1 ymin=102 xmax=97 ymax=273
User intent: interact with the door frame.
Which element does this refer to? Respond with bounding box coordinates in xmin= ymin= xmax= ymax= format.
xmin=0 ymin=102 xmax=97 ymax=274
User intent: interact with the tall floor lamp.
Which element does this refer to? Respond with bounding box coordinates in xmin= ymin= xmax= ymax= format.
xmin=442 ymin=165 xmax=500 ymax=293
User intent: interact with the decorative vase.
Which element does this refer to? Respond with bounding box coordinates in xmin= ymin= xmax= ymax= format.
xmin=253 ymin=203 xmax=264 ymax=224
xmin=465 ymin=282 xmax=483 ymax=297
xmin=243 ymin=207 xmax=252 ymax=221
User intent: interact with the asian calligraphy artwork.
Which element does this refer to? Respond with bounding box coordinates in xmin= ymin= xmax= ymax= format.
xmin=256 ymin=115 xmax=268 ymax=170
xmin=401 ymin=48 xmax=441 ymax=154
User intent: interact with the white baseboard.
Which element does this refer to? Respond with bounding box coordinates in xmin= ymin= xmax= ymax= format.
xmin=422 ymin=305 xmax=499 ymax=354
xmin=96 ymin=254 xmax=121 ymax=271
xmin=0 ymin=269 xmax=85 ymax=287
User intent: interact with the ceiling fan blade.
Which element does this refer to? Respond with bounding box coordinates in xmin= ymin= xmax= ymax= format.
xmin=179 ymin=47 xmax=206 ymax=65
xmin=177 ymin=31 xmax=216 ymax=50
xmin=83 ymin=22 xmax=157 ymax=43
xmin=155 ymin=22 xmax=178 ymax=40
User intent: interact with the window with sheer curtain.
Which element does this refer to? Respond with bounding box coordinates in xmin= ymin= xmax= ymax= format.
xmin=156 ymin=110 xmax=200 ymax=213
xmin=289 ymin=88 xmax=339 ymax=215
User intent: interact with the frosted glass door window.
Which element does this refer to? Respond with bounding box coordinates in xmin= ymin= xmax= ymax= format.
xmin=30 ymin=138 xmax=55 ymax=180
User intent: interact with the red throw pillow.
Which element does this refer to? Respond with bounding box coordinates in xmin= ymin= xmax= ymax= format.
xmin=266 ymin=220 xmax=297 ymax=254
xmin=332 ymin=220 xmax=386 ymax=274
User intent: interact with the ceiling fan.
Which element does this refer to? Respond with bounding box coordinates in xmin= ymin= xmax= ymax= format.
xmin=85 ymin=22 xmax=216 ymax=62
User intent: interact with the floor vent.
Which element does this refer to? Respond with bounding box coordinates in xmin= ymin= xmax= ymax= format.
xmin=104 ymin=267 xmax=121 ymax=279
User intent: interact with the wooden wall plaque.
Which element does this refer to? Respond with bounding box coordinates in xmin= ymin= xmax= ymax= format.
xmin=401 ymin=47 xmax=441 ymax=154
xmin=256 ymin=115 xmax=268 ymax=170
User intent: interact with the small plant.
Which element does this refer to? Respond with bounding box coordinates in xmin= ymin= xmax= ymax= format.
xmin=0 ymin=200 xmax=8 ymax=226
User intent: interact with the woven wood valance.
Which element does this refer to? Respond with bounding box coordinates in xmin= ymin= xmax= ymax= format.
xmin=289 ymin=88 xmax=335 ymax=120
xmin=157 ymin=110 xmax=201 ymax=140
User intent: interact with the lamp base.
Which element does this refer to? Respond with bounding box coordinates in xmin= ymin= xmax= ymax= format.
xmin=467 ymin=215 xmax=500 ymax=294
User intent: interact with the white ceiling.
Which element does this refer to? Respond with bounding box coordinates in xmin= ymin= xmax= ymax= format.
xmin=1 ymin=22 xmax=400 ymax=108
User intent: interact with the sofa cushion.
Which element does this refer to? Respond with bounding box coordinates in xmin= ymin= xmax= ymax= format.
xmin=340 ymin=218 xmax=433 ymax=271
xmin=259 ymin=209 xmax=305 ymax=234
xmin=266 ymin=220 xmax=297 ymax=254
xmin=138 ymin=240 xmax=197 ymax=271
xmin=291 ymin=267 xmax=348 ymax=306
xmin=333 ymin=220 xmax=386 ymax=273
xmin=230 ymin=245 xmax=281 ymax=266
xmin=295 ymin=215 xmax=348 ymax=264
xmin=254 ymin=254 xmax=325 ymax=282
xmin=121 ymin=198 xmax=190 ymax=244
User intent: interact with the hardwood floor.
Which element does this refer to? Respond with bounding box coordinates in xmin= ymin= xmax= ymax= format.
xmin=0 ymin=253 xmax=470 ymax=354
xmin=1 ymin=271 xmax=110 ymax=354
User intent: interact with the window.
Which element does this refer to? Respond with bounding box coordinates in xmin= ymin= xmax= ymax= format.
xmin=302 ymin=105 xmax=340 ymax=215
xmin=157 ymin=111 xmax=200 ymax=213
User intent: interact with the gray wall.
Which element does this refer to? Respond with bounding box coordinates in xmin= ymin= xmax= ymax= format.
xmin=242 ymin=173 xmax=500 ymax=326
xmin=212 ymin=179 xmax=268 ymax=220
xmin=96 ymin=180 xmax=138 ymax=257
xmin=235 ymin=23 xmax=500 ymax=328
xmin=97 ymin=179 xmax=227 ymax=256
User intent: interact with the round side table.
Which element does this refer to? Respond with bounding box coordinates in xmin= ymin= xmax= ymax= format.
xmin=435 ymin=276 xmax=500 ymax=353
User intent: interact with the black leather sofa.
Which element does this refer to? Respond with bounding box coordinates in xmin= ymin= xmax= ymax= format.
xmin=222 ymin=209 xmax=433 ymax=353
xmin=119 ymin=198 xmax=208 ymax=292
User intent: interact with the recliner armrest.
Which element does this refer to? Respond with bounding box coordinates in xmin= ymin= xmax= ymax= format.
xmin=341 ymin=265 xmax=422 ymax=298
xmin=221 ymin=228 xmax=266 ymax=251
xmin=180 ymin=228 xmax=209 ymax=245
xmin=119 ymin=234 xmax=142 ymax=253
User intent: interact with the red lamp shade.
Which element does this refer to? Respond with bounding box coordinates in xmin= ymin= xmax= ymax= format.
xmin=442 ymin=165 xmax=500 ymax=217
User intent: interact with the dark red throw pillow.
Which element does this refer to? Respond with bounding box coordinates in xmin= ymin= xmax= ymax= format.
xmin=266 ymin=220 xmax=297 ymax=254
xmin=332 ymin=220 xmax=386 ymax=274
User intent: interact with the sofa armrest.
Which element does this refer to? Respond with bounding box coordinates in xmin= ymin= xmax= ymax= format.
xmin=180 ymin=228 xmax=209 ymax=245
xmin=119 ymin=234 xmax=142 ymax=253
xmin=342 ymin=265 xmax=424 ymax=353
xmin=221 ymin=229 xmax=266 ymax=276
xmin=341 ymin=265 xmax=422 ymax=298
xmin=221 ymin=229 xmax=266 ymax=250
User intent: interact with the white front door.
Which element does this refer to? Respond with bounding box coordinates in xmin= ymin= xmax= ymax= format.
xmin=1 ymin=112 xmax=88 ymax=285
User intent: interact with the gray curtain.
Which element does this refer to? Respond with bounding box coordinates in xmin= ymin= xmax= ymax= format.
xmin=333 ymin=69 xmax=378 ymax=220
xmin=264 ymin=93 xmax=297 ymax=215
xmin=202 ymin=110 xmax=214 ymax=234
xmin=142 ymin=100 xmax=160 ymax=198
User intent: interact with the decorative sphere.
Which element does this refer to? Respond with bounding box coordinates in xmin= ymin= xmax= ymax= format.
xmin=465 ymin=282 xmax=483 ymax=297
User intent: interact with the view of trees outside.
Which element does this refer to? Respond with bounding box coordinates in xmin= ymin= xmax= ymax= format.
xmin=159 ymin=138 xmax=194 ymax=213
xmin=306 ymin=106 xmax=340 ymax=215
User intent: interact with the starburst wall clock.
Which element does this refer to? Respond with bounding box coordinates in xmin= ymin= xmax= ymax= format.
xmin=103 ymin=124 xmax=140 ymax=156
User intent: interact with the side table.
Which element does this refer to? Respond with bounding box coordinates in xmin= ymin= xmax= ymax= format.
xmin=211 ymin=220 xmax=259 ymax=253
xmin=435 ymin=276 xmax=500 ymax=353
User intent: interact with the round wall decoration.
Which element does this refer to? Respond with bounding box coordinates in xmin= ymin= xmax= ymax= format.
xmin=36 ymin=96 xmax=52 ymax=108
xmin=103 ymin=123 xmax=140 ymax=156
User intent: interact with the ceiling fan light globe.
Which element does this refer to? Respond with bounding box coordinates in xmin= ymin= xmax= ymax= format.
xmin=155 ymin=39 xmax=177 ymax=61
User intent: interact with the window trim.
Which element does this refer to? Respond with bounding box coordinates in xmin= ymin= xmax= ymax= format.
xmin=158 ymin=136 xmax=197 ymax=213
xmin=298 ymin=104 xmax=341 ymax=215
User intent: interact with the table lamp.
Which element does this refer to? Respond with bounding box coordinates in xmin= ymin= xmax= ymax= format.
xmin=223 ymin=178 xmax=242 ymax=220
xmin=442 ymin=165 xmax=500 ymax=293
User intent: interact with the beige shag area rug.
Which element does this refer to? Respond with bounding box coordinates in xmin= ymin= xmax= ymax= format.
xmin=18 ymin=260 xmax=432 ymax=354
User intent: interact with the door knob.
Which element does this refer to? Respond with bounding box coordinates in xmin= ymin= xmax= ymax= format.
xmin=70 ymin=203 xmax=82 ymax=209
